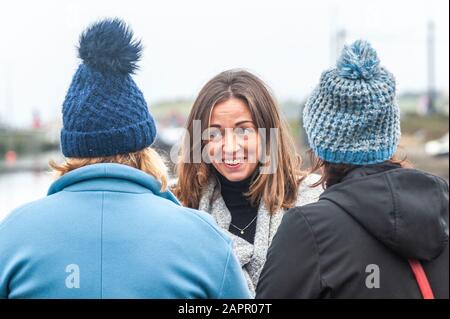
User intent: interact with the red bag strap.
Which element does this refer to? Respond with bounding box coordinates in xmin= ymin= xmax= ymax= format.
xmin=408 ymin=259 xmax=435 ymax=299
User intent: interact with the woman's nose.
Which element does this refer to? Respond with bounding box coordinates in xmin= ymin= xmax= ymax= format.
xmin=222 ymin=129 xmax=240 ymax=155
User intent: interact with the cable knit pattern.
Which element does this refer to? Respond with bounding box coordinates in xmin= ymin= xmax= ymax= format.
xmin=303 ymin=40 xmax=400 ymax=165
xmin=198 ymin=174 xmax=323 ymax=297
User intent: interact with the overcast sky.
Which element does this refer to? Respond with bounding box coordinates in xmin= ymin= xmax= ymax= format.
xmin=0 ymin=0 xmax=448 ymax=127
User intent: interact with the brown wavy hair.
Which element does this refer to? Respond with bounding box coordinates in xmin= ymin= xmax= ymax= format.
xmin=308 ymin=149 xmax=413 ymax=189
xmin=173 ymin=69 xmax=306 ymax=213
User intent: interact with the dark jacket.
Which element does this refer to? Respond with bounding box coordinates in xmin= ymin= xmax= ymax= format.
xmin=256 ymin=163 xmax=449 ymax=299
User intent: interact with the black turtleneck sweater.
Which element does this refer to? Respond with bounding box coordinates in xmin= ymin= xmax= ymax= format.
xmin=216 ymin=173 xmax=258 ymax=244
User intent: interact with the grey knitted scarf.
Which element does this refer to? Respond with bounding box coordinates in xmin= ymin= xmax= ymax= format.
xmin=198 ymin=173 xmax=323 ymax=297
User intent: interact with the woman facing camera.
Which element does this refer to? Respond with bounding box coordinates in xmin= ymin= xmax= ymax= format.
xmin=174 ymin=69 xmax=322 ymax=295
xmin=256 ymin=40 xmax=449 ymax=299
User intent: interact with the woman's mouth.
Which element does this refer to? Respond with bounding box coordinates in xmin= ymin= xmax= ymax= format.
xmin=223 ymin=159 xmax=245 ymax=169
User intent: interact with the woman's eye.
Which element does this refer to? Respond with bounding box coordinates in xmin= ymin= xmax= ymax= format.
xmin=235 ymin=127 xmax=254 ymax=137
xmin=207 ymin=128 xmax=222 ymax=140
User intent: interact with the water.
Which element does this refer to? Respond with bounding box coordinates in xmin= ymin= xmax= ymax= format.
xmin=0 ymin=171 xmax=54 ymax=222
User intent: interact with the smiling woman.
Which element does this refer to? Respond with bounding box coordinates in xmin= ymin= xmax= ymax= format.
xmin=173 ymin=69 xmax=323 ymax=296
xmin=174 ymin=69 xmax=308 ymax=214
xmin=206 ymin=97 xmax=260 ymax=182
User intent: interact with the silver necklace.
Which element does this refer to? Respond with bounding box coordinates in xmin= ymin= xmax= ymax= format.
xmin=230 ymin=215 xmax=258 ymax=235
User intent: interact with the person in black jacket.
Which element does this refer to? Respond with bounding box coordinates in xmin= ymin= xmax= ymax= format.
xmin=256 ymin=40 xmax=449 ymax=299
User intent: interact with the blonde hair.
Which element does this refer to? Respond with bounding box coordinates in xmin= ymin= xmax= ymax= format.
xmin=49 ymin=147 xmax=169 ymax=191
xmin=173 ymin=69 xmax=306 ymax=213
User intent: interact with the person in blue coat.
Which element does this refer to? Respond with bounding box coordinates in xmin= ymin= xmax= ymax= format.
xmin=0 ymin=18 xmax=250 ymax=299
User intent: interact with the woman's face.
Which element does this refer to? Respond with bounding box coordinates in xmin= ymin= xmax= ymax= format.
xmin=206 ymin=98 xmax=260 ymax=182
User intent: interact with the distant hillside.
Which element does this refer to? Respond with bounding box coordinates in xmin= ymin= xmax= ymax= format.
xmin=149 ymin=92 xmax=449 ymax=125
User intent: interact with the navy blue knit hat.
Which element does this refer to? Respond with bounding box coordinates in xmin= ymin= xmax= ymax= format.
xmin=303 ymin=40 xmax=401 ymax=165
xmin=61 ymin=18 xmax=156 ymax=157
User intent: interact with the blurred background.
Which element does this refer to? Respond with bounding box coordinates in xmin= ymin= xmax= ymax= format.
xmin=0 ymin=0 xmax=448 ymax=220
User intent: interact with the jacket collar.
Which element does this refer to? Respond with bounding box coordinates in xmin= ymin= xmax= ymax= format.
xmin=341 ymin=162 xmax=402 ymax=182
xmin=47 ymin=163 xmax=180 ymax=205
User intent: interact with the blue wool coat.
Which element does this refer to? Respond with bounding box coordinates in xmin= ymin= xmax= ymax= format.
xmin=0 ymin=163 xmax=250 ymax=299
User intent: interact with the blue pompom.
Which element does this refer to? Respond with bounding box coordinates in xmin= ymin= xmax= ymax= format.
xmin=78 ymin=18 xmax=142 ymax=75
xmin=337 ymin=40 xmax=380 ymax=80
